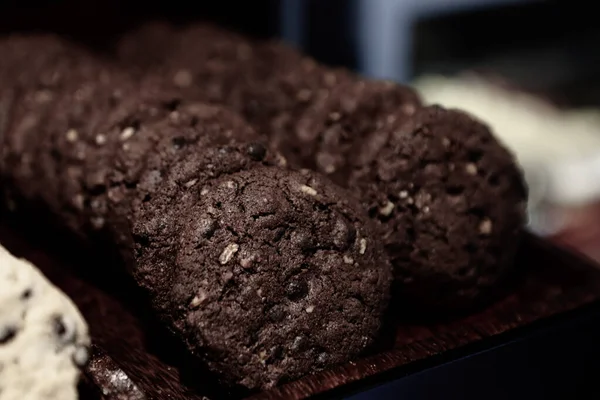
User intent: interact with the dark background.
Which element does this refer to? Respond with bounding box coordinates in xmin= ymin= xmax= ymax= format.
xmin=3 ymin=0 xmax=600 ymax=107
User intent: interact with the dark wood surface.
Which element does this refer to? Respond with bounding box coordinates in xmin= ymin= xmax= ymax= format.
xmin=2 ymin=222 xmax=600 ymax=400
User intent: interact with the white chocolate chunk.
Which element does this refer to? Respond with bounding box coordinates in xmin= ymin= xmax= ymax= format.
xmin=219 ymin=243 xmax=239 ymax=265
xmin=0 ymin=244 xmax=90 ymax=400
xmin=299 ymin=185 xmax=317 ymax=196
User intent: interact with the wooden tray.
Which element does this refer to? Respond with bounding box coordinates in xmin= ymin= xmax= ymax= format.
xmin=1 ymin=220 xmax=600 ymax=400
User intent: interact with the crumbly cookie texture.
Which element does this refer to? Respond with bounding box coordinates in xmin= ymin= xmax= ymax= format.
xmin=346 ymin=106 xmax=528 ymax=309
xmin=0 ymin=244 xmax=90 ymax=400
xmin=134 ymin=166 xmax=392 ymax=389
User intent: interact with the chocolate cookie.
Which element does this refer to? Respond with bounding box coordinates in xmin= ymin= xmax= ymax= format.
xmin=131 ymin=166 xmax=392 ymax=389
xmin=344 ymin=106 xmax=527 ymax=310
xmin=290 ymin=79 xmax=421 ymax=181
xmin=116 ymin=23 xmax=358 ymax=165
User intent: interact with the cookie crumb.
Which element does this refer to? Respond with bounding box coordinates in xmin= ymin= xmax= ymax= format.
xmin=65 ymin=129 xmax=78 ymax=143
xmin=479 ymin=218 xmax=493 ymax=235
xmin=343 ymin=255 xmax=354 ymax=264
xmin=305 ymin=305 xmax=315 ymax=313
xmin=379 ymin=201 xmax=394 ymax=216
xmin=119 ymin=127 xmax=136 ymax=141
xmin=465 ymin=163 xmax=478 ymax=175
xmin=359 ymin=238 xmax=367 ymax=255
xmin=173 ymin=69 xmax=193 ymax=87
xmin=200 ymin=187 xmax=209 ymax=196
xmin=300 ymin=185 xmax=317 ymax=196
xmin=219 ymin=243 xmax=239 ymax=265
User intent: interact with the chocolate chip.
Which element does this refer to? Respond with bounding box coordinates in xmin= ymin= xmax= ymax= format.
xmin=172 ymin=137 xmax=186 ymax=149
xmin=20 ymin=288 xmax=32 ymax=300
xmin=53 ymin=315 xmax=76 ymax=344
xmin=0 ymin=326 xmax=17 ymax=344
xmin=331 ymin=219 xmax=356 ymax=250
xmin=53 ymin=316 xmax=66 ymax=337
xmin=286 ymin=279 xmax=308 ymax=301
xmin=246 ymin=143 xmax=266 ymax=161
xmin=290 ymin=335 xmax=307 ymax=352
xmin=268 ymin=305 xmax=286 ymax=322
xmin=317 ymin=352 xmax=329 ymax=364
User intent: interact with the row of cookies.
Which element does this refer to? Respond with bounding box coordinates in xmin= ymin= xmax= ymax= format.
xmin=0 ymin=24 xmax=527 ymax=392
xmin=0 ymin=34 xmax=392 ymax=390
xmin=117 ymin=22 xmax=528 ymax=310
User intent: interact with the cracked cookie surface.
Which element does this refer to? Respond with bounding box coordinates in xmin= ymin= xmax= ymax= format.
xmin=345 ymin=106 xmax=527 ymax=309
xmin=133 ymin=166 xmax=392 ymax=389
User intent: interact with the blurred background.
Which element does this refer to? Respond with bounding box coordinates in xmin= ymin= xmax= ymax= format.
xmin=2 ymin=0 xmax=600 ymax=261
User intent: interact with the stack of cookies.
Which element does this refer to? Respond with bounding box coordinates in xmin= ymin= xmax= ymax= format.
xmin=0 ymin=23 xmax=527 ymax=391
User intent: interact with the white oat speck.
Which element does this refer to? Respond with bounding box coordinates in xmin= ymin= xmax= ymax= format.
xmin=300 ymin=185 xmax=317 ymax=196
xmin=296 ymin=89 xmax=311 ymax=101
xmin=343 ymin=255 xmax=354 ymax=264
xmin=399 ymin=190 xmax=408 ymax=199
xmin=190 ymin=290 xmax=207 ymax=308
xmin=95 ymin=134 xmax=107 ymax=146
xmin=324 ymin=73 xmax=337 ymax=86
xmin=379 ymin=201 xmax=394 ymax=216
xmin=65 ymin=129 xmax=78 ymax=142
xmin=465 ymin=163 xmax=478 ymax=175
xmin=479 ymin=218 xmax=493 ymax=235
xmin=359 ymin=238 xmax=367 ymax=255
xmin=119 ymin=127 xmax=136 ymax=141
xmin=329 ymin=112 xmax=341 ymax=121
xmin=90 ymin=217 xmax=105 ymax=230
xmin=305 ymin=305 xmax=315 ymax=313
xmin=173 ymin=69 xmax=193 ymax=87
xmin=184 ymin=179 xmax=198 ymax=188
xmin=219 ymin=243 xmax=239 ymax=265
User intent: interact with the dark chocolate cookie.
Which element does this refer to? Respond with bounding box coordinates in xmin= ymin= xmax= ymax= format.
xmin=132 ymin=166 xmax=392 ymax=389
xmin=116 ymin=23 xmax=357 ymax=163
xmin=290 ymin=79 xmax=422 ymax=181
xmin=346 ymin=105 xmax=528 ymax=310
